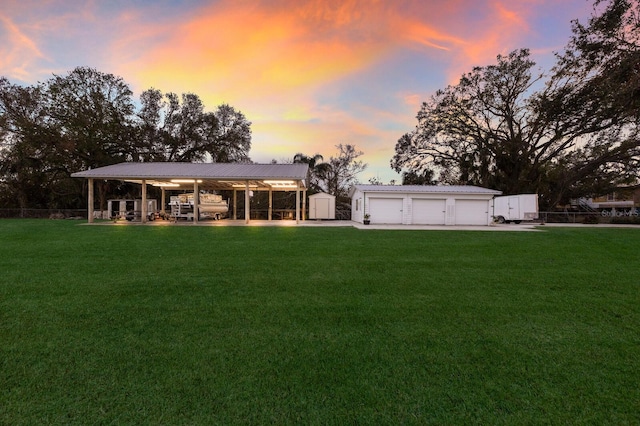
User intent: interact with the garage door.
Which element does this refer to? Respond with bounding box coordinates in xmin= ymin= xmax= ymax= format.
xmin=412 ymin=199 xmax=446 ymax=225
xmin=455 ymin=200 xmax=490 ymax=225
xmin=369 ymin=198 xmax=403 ymax=224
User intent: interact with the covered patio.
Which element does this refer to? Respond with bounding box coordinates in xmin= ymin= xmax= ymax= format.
xmin=71 ymin=162 xmax=309 ymax=224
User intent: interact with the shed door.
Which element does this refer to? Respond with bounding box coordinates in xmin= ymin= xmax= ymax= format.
xmin=369 ymin=198 xmax=403 ymax=224
xmin=455 ymin=200 xmax=490 ymax=225
xmin=412 ymin=199 xmax=446 ymax=225
xmin=316 ymin=198 xmax=330 ymax=219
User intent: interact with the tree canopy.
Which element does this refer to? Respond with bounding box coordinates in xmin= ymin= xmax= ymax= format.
xmin=0 ymin=67 xmax=252 ymax=210
xmin=136 ymin=90 xmax=251 ymax=163
xmin=293 ymin=152 xmax=330 ymax=194
xmin=392 ymin=0 xmax=639 ymax=209
xmin=317 ymin=144 xmax=367 ymax=200
xmin=293 ymin=144 xmax=367 ymax=200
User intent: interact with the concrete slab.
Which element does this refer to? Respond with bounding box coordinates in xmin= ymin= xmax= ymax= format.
xmin=89 ymin=219 xmax=545 ymax=231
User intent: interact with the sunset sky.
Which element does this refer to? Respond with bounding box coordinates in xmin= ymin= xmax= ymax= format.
xmin=1 ymin=0 xmax=594 ymax=182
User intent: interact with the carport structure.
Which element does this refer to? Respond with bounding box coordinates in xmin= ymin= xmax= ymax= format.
xmin=71 ymin=162 xmax=309 ymax=224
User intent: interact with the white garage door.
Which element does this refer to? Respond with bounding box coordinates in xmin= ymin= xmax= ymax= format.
xmin=412 ymin=199 xmax=446 ymax=225
xmin=369 ymin=198 xmax=403 ymax=224
xmin=455 ymin=200 xmax=490 ymax=225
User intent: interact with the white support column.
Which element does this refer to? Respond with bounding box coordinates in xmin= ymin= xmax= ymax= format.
xmin=268 ymin=188 xmax=273 ymax=221
xmin=244 ymin=181 xmax=250 ymax=224
xmin=141 ymin=180 xmax=147 ymax=223
xmin=161 ymin=188 xmax=166 ymax=215
xmin=193 ymin=181 xmax=199 ymax=224
xmin=233 ymin=190 xmax=237 ymax=220
xmin=295 ymin=182 xmax=300 ymax=224
xmin=302 ymin=188 xmax=307 ymax=221
xmin=88 ymin=178 xmax=94 ymax=224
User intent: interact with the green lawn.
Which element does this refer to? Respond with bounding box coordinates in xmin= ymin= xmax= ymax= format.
xmin=1 ymin=220 xmax=639 ymax=424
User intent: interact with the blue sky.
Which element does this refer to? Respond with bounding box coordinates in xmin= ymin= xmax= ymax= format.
xmin=1 ymin=0 xmax=594 ymax=182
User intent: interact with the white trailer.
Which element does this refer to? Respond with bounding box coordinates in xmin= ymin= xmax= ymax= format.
xmin=493 ymin=194 xmax=539 ymax=224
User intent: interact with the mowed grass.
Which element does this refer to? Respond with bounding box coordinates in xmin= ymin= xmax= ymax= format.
xmin=1 ymin=220 xmax=639 ymax=424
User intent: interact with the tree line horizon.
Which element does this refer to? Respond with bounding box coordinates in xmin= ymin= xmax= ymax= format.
xmin=1 ymin=0 xmax=638 ymax=211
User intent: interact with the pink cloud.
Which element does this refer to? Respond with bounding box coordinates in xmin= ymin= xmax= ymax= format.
xmin=0 ymin=14 xmax=47 ymax=80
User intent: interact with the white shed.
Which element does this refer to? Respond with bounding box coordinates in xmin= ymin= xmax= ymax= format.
xmin=349 ymin=185 xmax=502 ymax=226
xmin=308 ymin=192 xmax=336 ymax=219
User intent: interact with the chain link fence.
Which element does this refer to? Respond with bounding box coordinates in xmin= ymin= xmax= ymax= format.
xmin=0 ymin=209 xmax=88 ymax=219
xmin=539 ymin=210 xmax=640 ymax=224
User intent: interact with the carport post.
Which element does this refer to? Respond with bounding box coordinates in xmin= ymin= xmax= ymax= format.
xmin=87 ymin=178 xmax=94 ymax=224
xmin=363 ymin=191 xmax=367 ymax=221
xmin=302 ymin=189 xmax=306 ymax=221
xmin=295 ymin=182 xmax=300 ymax=224
xmin=244 ymin=181 xmax=250 ymax=223
xmin=141 ymin=180 xmax=147 ymax=223
xmin=233 ymin=190 xmax=237 ymax=220
xmin=193 ymin=181 xmax=199 ymax=224
xmin=161 ymin=188 xmax=166 ymax=215
xmin=268 ymin=188 xmax=273 ymax=221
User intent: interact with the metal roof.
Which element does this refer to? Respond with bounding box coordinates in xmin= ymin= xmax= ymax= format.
xmin=350 ymin=184 xmax=502 ymax=196
xmin=71 ymin=162 xmax=309 ymax=190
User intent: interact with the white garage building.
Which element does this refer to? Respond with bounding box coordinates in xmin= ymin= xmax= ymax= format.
xmin=350 ymin=185 xmax=502 ymax=226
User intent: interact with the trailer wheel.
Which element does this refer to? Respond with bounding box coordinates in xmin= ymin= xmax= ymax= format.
xmin=496 ymin=216 xmax=506 ymax=224
xmin=514 ymin=220 xmax=522 ymax=224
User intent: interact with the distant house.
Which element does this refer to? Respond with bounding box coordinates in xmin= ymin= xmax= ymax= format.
xmin=349 ymin=185 xmax=501 ymax=226
xmin=574 ymin=185 xmax=640 ymax=212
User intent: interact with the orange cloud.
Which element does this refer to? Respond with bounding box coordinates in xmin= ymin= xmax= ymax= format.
xmin=122 ymin=2 xmax=386 ymax=97
xmin=117 ymin=0 xmax=471 ymax=101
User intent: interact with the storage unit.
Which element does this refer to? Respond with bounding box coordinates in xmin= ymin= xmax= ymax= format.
xmin=349 ymin=185 xmax=501 ymax=226
xmin=308 ymin=192 xmax=336 ymax=219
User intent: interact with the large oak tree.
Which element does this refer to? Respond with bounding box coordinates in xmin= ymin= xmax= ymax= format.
xmin=0 ymin=68 xmax=253 ymax=210
xmin=392 ymin=0 xmax=639 ymax=209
